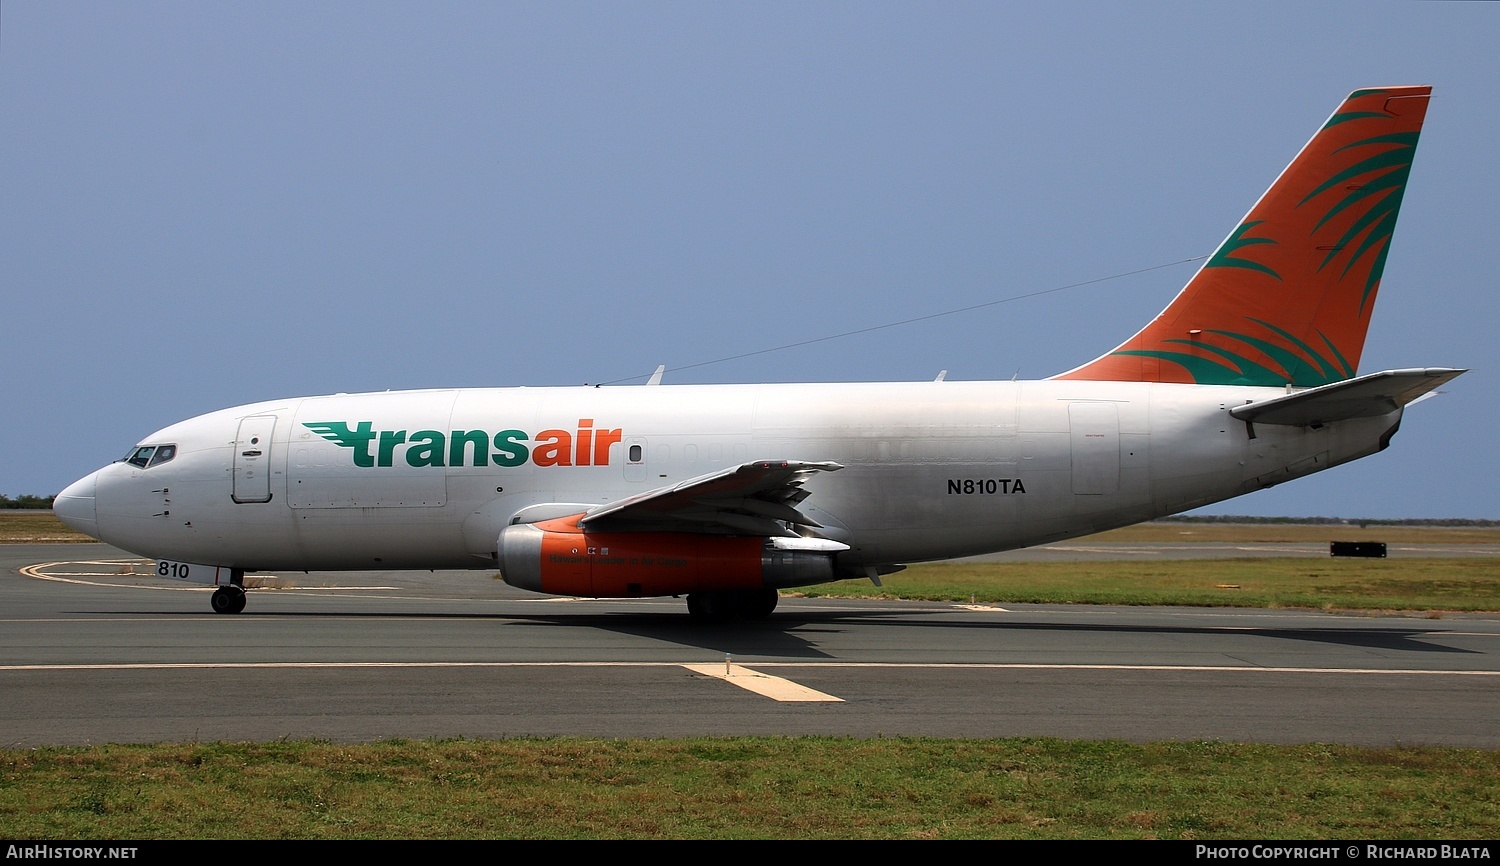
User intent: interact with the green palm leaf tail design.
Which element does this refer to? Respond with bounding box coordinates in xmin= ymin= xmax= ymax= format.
xmin=1303 ymin=132 xmax=1420 ymax=316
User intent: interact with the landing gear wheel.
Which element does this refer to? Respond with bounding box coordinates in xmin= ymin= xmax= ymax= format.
xmin=739 ymin=588 xmax=779 ymax=619
xmin=686 ymin=592 xmax=734 ymax=623
xmin=211 ymin=585 xmax=246 ymax=615
xmin=686 ymin=589 xmax=779 ymax=621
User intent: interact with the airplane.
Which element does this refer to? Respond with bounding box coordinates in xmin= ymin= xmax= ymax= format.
xmin=53 ymin=85 xmax=1464 ymax=620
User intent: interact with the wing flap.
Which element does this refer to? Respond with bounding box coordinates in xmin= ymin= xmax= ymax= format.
xmin=580 ymin=459 xmax=843 ymax=535
xmin=1229 ymin=367 xmax=1465 ymax=428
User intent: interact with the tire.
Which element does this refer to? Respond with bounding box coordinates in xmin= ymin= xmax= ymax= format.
xmin=686 ymin=592 xmax=733 ymax=623
xmin=688 ymin=589 xmax=778 ymax=621
xmin=738 ymin=588 xmax=779 ymax=619
xmin=211 ymin=586 xmax=245 ymax=615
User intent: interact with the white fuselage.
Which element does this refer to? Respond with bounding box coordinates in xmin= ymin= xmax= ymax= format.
xmin=62 ymin=379 xmax=1398 ymax=573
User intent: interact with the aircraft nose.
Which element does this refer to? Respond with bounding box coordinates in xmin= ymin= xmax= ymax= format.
xmin=53 ymin=471 xmax=100 ymax=539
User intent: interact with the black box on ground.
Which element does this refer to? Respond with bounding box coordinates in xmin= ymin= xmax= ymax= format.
xmin=1330 ymin=541 xmax=1387 ymax=558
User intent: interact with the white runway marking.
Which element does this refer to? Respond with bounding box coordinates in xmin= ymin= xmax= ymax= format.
xmin=681 ymin=663 xmax=844 ymax=702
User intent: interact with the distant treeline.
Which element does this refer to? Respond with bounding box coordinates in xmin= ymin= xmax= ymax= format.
xmin=1 ymin=495 xmax=55 ymax=509
xmin=1163 ymin=515 xmax=1500 ymax=528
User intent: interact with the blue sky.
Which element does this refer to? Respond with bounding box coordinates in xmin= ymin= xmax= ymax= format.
xmin=3 ymin=2 xmax=1496 ymax=518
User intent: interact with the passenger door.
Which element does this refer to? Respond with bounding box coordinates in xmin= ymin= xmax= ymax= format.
xmin=232 ymin=415 xmax=277 ymax=503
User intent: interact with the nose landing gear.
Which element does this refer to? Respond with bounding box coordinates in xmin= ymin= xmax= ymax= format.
xmin=210 ymin=584 xmax=247 ymax=614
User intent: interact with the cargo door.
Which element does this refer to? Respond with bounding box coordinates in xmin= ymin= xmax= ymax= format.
xmin=1070 ymin=402 xmax=1119 ymax=495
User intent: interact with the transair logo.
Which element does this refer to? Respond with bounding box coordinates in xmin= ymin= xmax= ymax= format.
xmin=303 ymin=419 xmax=622 ymax=468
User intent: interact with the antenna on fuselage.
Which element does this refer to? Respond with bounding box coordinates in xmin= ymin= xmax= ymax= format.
xmin=646 ymin=365 xmax=666 ymax=386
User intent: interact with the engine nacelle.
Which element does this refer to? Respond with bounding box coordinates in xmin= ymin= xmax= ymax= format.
xmin=497 ymin=514 xmax=836 ymax=598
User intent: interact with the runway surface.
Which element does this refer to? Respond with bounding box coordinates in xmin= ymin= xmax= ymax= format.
xmin=4 ymin=542 xmax=1498 ymax=748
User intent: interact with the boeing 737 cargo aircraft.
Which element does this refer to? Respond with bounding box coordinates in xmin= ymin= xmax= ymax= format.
xmin=54 ymin=86 xmax=1463 ymax=619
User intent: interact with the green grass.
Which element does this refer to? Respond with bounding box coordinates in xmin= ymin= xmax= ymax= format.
xmin=3 ymin=738 xmax=1497 ymax=839
xmin=800 ymin=558 xmax=1500 ymax=612
xmin=1093 ymin=522 xmax=1500 ymax=544
xmin=0 ymin=511 xmax=93 ymax=543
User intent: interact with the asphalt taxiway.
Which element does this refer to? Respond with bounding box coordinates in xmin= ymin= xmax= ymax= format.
xmin=3 ymin=542 xmax=1497 ymax=748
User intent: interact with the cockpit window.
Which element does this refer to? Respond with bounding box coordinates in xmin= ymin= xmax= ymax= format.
xmin=123 ymin=444 xmax=177 ymax=469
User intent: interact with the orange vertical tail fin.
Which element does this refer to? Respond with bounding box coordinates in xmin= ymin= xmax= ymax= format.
xmin=1056 ymin=86 xmax=1431 ymax=386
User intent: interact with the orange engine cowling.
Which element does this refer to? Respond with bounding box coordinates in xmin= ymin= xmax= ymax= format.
xmin=497 ymin=514 xmax=836 ymax=598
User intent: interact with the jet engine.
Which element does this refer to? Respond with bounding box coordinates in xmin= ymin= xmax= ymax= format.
xmin=497 ymin=514 xmax=836 ymax=599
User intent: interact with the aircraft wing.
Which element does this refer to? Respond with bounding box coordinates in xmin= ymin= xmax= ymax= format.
xmin=1229 ymin=367 xmax=1466 ymax=428
xmin=579 ymin=459 xmax=843 ymax=537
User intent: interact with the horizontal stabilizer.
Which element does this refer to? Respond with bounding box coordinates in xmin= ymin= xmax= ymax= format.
xmin=1229 ymin=368 xmax=1465 ymax=428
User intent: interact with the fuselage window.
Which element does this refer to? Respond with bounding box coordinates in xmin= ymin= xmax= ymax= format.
xmin=628 ymin=444 xmax=643 ymax=463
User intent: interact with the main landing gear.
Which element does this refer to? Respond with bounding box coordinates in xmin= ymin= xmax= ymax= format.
xmin=210 ymin=584 xmax=247 ymax=614
xmin=686 ymin=588 xmax=779 ymax=622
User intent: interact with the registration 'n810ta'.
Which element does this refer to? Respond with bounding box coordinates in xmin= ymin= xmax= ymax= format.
xmin=947 ymin=478 xmax=1026 ymax=494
